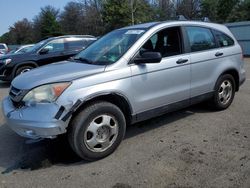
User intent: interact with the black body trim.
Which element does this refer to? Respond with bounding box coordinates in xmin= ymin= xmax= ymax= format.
xmin=54 ymin=106 xmax=65 ymax=119
xmin=61 ymin=99 xmax=83 ymax=121
xmin=131 ymin=92 xmax=214 ymax=124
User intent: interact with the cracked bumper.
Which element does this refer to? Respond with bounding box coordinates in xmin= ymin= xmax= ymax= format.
xmin=2 ymin=97 xmax=68 ymax=139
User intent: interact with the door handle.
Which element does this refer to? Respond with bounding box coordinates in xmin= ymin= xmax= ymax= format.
xmin=215 ymin=52 xmax=223 ymax=57
xmin=176 ymin=59 xmax=188 ymax=64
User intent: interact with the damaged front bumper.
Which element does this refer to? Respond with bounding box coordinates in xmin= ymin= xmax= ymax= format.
xmin=2 ymin=97 xmax=70 ymax=139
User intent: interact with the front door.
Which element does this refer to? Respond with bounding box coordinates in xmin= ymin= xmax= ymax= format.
xmin=37 ymin=38 xmax=67 ymax=66
xmin=131 ymin=27 xmax=191 ymax=117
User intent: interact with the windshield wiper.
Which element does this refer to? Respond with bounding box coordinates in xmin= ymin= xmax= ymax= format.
xmin=73 ymin=57 xmax=93 ymax=64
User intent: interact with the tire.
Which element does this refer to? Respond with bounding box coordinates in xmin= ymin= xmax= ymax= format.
xmin=15 ymin=66 xmax=34 ymax=77
xmin=68 ymin=101 xmax=126 ymax=161
xmin=212 ymin=74 xmax=236 ymax=110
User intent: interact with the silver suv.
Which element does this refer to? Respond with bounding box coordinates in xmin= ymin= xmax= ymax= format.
xmin=2 ymin=21 xmax=246 ymax=160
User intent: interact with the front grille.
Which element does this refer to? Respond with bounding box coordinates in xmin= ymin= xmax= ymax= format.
xmin=9 ymin=86 xmax=27 ymax=108
xmin=9 ymin=86 xmax=22 ymax=101
xmin=9 ymin=85 xmax=28 ymax=105
xmin=11 ymin=99 xmax=24 ymax=108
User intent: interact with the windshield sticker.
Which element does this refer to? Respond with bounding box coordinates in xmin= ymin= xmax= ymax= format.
xmin=223 ymin=40 xmax=228 ymax=46
xmin=125 ymin=30 xmax=145 ymax=35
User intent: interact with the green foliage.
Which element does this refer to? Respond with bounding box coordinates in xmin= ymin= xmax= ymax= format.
xmin=34 ymin=6 xmax=62 ymax=40
xmin=200 ymin=0 xmax=218 ymax=21
xmin=226 ymin=0 xmax=250 ymax=22
xmin=102 ymin=0 xmax=154 ymax=31
xmin=216 ymin=0 xmax=239 ymax=23
xmin=1 ymin=0 xmax=250 ymax=44
xmin=0 ymin=32 xmax=11 ymax=44
xmin=102 ymin=0 xmax=131 ymax=31
xmin=0 ymin=19 xmax=33 ymax=45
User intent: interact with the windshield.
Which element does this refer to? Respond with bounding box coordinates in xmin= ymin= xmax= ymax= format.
xmin=25 ymin=40 xmax=47 ymax=53
xmin=73 ymin=29 xmax=145 ymax=65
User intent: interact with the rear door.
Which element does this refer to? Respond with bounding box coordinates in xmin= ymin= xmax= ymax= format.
xmin=64 ymin=38 xmax=87 ymax=58
xmin=185 ymin=26 xmax=222 ymax=98
xmin=131 ymin=26 xmax=191 ymax=116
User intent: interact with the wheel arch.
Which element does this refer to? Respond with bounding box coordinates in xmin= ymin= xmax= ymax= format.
xmin=71 ymin=92 xmax=134 ymax=125
xmin=13 ymin=61 xmax=38 ymax=76
xmin=216 ymin=69 xmax=239 ymax=91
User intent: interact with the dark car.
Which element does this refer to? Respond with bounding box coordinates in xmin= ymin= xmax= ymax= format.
xmin=0 ymin=35 xmax=96 ymax=81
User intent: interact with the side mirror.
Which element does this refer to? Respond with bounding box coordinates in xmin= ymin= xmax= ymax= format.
xmin=39 ymin=48 xmax=49 ymax=54
xmin=39 ymin=46 xmax=53 ymax=54
xmin=134 ymin=51 xmax=162 ymax=64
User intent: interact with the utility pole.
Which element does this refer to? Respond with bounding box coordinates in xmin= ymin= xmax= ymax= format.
xmin=131 ymin=0 xmax=134 ymax=25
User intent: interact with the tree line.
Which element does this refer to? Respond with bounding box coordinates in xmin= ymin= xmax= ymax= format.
xmin=1 ymin=0 xmax=250 ymax=45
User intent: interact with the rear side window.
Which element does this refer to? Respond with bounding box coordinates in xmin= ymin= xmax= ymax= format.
xmin=66 ymin=38 xmax=85 ymax=50
xmin=66 ymin=38 xmax=97 ymax=50
xmin=186 ymin=26 xmax=216 ymax=52
xmin=0 ymin=44 xmax=5 ymax=49
xmin=213 ymin=30 xmax=234 ymax=47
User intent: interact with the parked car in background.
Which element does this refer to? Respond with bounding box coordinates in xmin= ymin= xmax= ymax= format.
xmin=2 ymin=21 xmax=245 ymax=161
xmin=0 ymin=43 xmax=9 ymax=56
xmin=0 ymin=35 xmax=97 ymax=81
xmin=8 ymin=44 xmax=34 ymax=54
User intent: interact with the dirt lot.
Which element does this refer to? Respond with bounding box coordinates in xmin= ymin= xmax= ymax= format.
xmin=0 ymin=59 xmax=249 ymax=188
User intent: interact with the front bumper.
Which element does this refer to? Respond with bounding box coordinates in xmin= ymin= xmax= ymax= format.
xmin=2 ymin=97 xmax=68 ymax=139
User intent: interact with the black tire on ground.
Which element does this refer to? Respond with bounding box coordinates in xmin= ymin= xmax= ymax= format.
xmin=212 ymin=74 xmax=236 ymax=110
xmin=68 ymin=101 xmax=126 ymax=161
xmin=15 ymin=66 xmax=34 ymax=77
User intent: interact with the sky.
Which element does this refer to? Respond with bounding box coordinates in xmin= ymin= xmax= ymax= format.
xmin=0 ymin=0 xmax=72 ymax=36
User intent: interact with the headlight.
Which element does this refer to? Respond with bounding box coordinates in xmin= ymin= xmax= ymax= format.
xmin=0 ymin=58 xmax=12 ymax=65
xmin=23 ymin=82 xmax=71 ymax=103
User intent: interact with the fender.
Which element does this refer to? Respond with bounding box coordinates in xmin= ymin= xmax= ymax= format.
xmin=61 ymin=91 xmax=134 ymax=122
xmin=12 ymin=61 xmax=39 ymax=78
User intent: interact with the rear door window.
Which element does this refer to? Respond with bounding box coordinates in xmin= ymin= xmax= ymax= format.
xmin=213 ymin=30 xmax=234 ymax=47
xmin=186 ymin=26 xmax=216 ymax=52
xmin=66 ymin=38 xmax=85 ymax=50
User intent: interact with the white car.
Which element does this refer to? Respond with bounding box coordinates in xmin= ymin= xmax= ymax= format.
xmin=8 ymin=44 xmax=34 ymax=54
xmin=0 ymin=43 xmax=8 ymax=56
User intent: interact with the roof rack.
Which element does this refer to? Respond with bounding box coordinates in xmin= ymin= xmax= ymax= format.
xmin=202 ymin=17 xmax=211 ymax=22
xmin=176 ymin=15 xmax=211 ymax=23
xmin=177 ymin=15 xmax=188 ymax=21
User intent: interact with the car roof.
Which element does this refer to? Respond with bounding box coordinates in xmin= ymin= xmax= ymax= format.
xmin=120 ymin=20 xmax=226 ymax=31
xmin=119 ymin=20 xmax=232 ymax=38
xmin=44 ymin=35 xmax=96 ymax=42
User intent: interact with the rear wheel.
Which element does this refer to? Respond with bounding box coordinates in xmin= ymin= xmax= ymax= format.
xmin=68 ymin=101 xmax=126 ymax=161
xmin=212 ymin=74 xmax=235 ymax=110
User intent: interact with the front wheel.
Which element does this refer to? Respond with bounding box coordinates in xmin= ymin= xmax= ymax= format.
xmin=15 ymin=66 xmax=34 ymax=77
xmin=212 ymin=74 xmax=236 ymax=110
xmin=68 ymin=101 xmax=126 ymax=161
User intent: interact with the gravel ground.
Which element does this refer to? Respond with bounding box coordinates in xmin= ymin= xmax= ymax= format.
xmin=0 ymin=59 xmax=249 ymax=188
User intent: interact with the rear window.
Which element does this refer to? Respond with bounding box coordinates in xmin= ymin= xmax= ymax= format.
xmin=213 ymin=30 xmax=234 ymax=47
xmin=0 ymin=44 xmax=5 ymax=49
xmin=186 ymin=26 xmax=216 ymax=52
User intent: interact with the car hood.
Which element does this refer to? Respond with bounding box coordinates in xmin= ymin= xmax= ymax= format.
xmin=0 ymin=52 xmax=32 ymax=60
xmin=12 ymin=61 xmax=105 ymax=90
